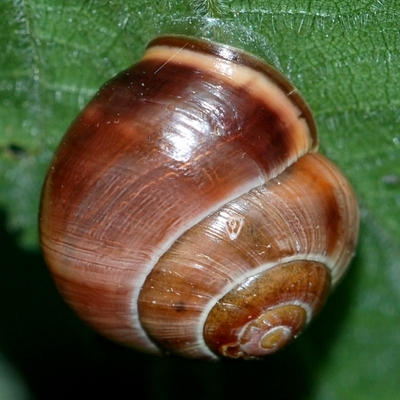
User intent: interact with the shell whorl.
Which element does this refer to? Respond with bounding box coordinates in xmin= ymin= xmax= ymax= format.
xmin=39 ymin=36 xmax=359 ymax=360
xmin=138 ymin=152 xmax=358 ymax=359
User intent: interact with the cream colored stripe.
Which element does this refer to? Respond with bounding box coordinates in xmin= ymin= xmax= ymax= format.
xmin=142 ymin=45 xmax=313 ymax=155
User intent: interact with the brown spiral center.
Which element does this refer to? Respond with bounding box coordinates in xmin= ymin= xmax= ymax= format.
xmin=203 ymin=260 xmax=330 ymax=359
xmin=239 ymin=305 xmax=307 ymax=355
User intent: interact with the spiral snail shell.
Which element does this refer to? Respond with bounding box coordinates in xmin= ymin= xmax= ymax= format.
xmin=39 ymin=35 xmax=359 ymax=360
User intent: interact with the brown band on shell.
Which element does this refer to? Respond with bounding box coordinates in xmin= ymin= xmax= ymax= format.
xmin=147 ymin=35 xmax=318 ymax=148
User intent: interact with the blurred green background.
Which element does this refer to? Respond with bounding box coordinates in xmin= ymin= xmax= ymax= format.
xmin=1 ymin=1 xmax=400 ymax=399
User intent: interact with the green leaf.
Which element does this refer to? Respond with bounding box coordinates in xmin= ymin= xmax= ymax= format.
xmin=1 ymin=1 xmax=399 ymax=399
xmin=0 ymin=353 xmax=32 ymax=400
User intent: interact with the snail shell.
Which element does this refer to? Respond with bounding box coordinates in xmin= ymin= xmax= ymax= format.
xmin=39 ymin=35 xmax=359 ymax=360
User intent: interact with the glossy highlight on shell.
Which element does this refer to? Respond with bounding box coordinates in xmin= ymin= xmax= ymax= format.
xmin=39 ymin=35 xmax=359 ymax=360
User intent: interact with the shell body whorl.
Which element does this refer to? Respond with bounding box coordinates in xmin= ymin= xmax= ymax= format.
xmin=40 ymin=35 xmax=359 ymax=360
